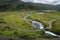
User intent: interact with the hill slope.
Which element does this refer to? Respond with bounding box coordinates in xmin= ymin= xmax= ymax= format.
xmin=0 ymin=0 xmax=60 ymax=11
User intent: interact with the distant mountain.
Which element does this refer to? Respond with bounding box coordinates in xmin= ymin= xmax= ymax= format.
xmin=21 ymin=0 xmax=60 ymax=5
xmin=0 ymin=0 xmax=20 ymax=5
xmin=0 ymin=0 xmax=60 ymax=11
xmin=55 ymin=5 xmax=60 ymax=11
xmin=16 ymin=1 xmax=57 ymax=10
xmin=0 ymin=0 xmax=12 ymax=5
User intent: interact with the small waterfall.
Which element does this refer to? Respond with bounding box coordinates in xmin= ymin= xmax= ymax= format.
xmin=32 ymin=21 xmax=44 ymax=30
xmin=23 ymin=13 xmax=60 ymax=38
xmin=32 ymin=20 xmax=60 ymax=37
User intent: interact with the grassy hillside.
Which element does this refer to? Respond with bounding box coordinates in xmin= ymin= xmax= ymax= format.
xmin=0 ymin=0 xmax=12 ymax=5
xmin=0 ymin=10 xmax=60 ymax=39
xmin=0 ymin=0 xmax=60 ymax=11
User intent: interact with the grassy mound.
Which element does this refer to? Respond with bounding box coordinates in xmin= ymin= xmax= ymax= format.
xmin=51 ymin=19 xmax=60 ymax=35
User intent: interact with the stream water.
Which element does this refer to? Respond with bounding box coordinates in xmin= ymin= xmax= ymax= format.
xmin=23 ymin=13 xmax=60 ymax=38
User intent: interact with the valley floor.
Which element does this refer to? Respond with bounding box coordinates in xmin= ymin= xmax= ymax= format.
xmin=0 ymin=11 xmax=60 ymax=39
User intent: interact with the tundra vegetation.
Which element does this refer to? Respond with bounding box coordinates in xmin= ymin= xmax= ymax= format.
xmin=0 ymin=0 xmax=60 ymax=39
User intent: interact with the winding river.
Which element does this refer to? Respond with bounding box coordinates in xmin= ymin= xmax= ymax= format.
xmin=23 ymin=13 xmax=60 ymax=38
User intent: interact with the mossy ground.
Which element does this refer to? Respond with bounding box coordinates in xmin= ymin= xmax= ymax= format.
xmin=0 ymin=10 xmax=60 ymax=38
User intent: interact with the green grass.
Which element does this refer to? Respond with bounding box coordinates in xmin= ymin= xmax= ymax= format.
xmin=0 ymin=11 xmax=60 ymax=38
xmin=30 ymin=12 xmax=60 ymax=27
xmin=51 ymin=19 xmax=60 ymax=35
xmin=29 ymin=12 xmax=60 ymax=35
xmin=0 ymin=11 xmax=45 ymax=38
